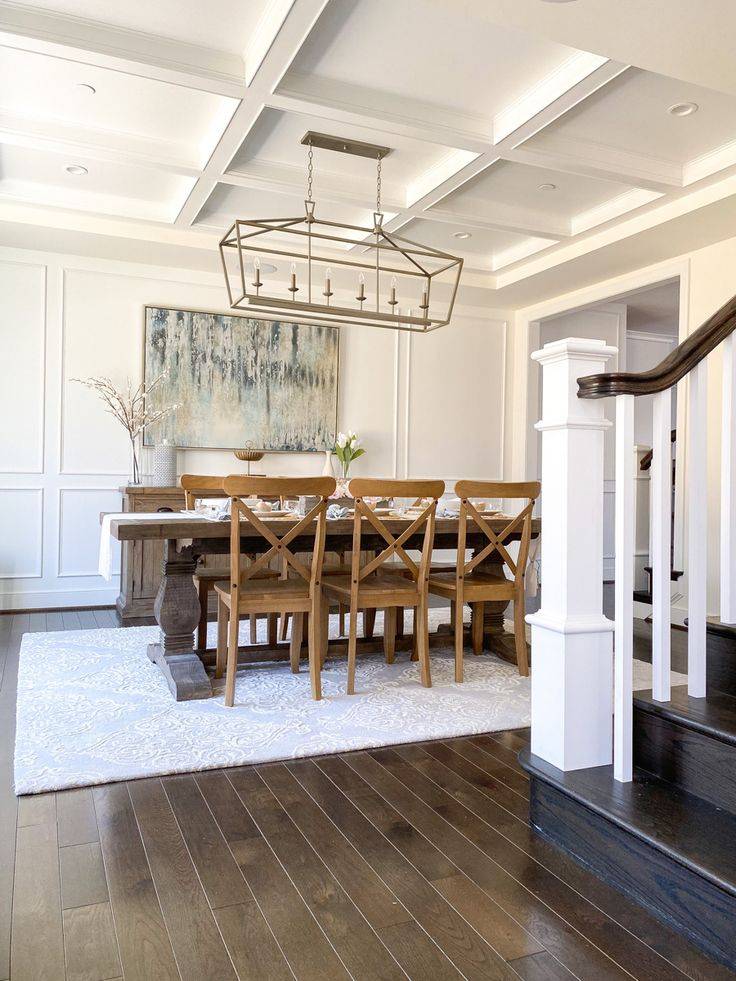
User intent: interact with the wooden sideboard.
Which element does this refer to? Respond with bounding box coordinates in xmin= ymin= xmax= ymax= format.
xmin=117 ymin=485 xmax=186 ymax=618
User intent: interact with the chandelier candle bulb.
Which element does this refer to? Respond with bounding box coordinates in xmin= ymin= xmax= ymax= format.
xmin=389 ymin=275 xmax=398 ymax=310
xmin=252 ymin=255 xmax=263 ymax=292
xmin=323 ymin=266 xmax=333 ymax=305
xmin=356 ymin=271 xmax=366 ymax=307
xmin=420 ymin=288 xmax=429 ymax=315
xmin=289 ymin=262 xmax=298 ymax=297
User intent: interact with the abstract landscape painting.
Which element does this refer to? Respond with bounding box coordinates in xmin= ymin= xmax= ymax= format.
xmin=143 ymin=306 xmax=338 ymax=451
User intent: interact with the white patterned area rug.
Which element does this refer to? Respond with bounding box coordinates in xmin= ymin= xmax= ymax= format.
xmin=14 ymin=613 xmax=687 ymax=794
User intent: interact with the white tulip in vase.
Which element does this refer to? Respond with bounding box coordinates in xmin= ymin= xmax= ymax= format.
xmin=332 ymin=430 xmax=365 ymax=497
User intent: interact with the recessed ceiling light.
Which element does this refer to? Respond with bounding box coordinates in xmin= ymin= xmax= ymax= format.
xmin=453 ymin=231 xmax=472 ymax=240
xmin=538 ymin=183 xmax=557 ymax=191
xmin=668 ymin=102 xmax=698 ymax=117
xmin=77 ymin=83 xmax=96 ymax=95
xmin=65 ymin=165 xmax=88 ymax=176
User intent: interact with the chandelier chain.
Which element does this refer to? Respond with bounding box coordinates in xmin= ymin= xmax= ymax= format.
xmin=306 ymin=140 xmax=314 ymax=202
xmin=376 ymin=154 xmax=382 ymax=213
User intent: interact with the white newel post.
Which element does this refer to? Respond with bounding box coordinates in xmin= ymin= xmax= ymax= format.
xmin=528 ymin=337 xmax=617 ymax=771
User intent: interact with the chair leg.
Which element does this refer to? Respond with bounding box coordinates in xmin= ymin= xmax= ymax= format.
xmin=410 ymin=610 xmax=419 ymax=662
xmin=383 ymin=607 xmax=397 ymax=664
xmin=197 ymin=580 xmax=209 ymax=652
xmin=224 ymin=598 xmax=240 ymax=707
xmin=215 ymin=595 xmax=228 ymax=680
xmin=449 ymin=599 xmax=456 ymax=631
xmin=320 ymin=600 xmax=330 ymax=667
xmin=471 ymin=602 xmax=485 ymax=655
xmin=338 ymin=603 xmax=346 ymax=636
xmin=249 ymin=613 xmax=258 ymax=643
xmin=363 ymin=606 xmax=376 ymax=639
xmin=454 ymin=597 xmax=464 ymax=683
xmin=289 ymin=612 xmax=304 ymax=673
xmin=309 ymin=596 xmax=322 ymax=700
xmin=417 ymin=596 xmax=431 ymax=688
xmin=267 ymin=612 xmax=278 ymax=647
xmin=279 ymin=611 xmax=290 ymax=642
xmin=396 ymin=606 xmax=405 ymax=638
xmin=347 ymin=603 xmax=360 ymax=695
xmin=514 ymin=589 xmax=530 ymax=677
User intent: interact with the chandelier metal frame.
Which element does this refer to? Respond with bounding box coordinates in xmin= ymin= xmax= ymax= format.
xmin=219 ymin=131 xmax=463 ymax=333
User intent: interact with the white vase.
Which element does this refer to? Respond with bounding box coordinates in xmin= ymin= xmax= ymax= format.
xmin=153 ymin=441 xmax=178 ymax=485
xmin=321 ymin=449 xmax=334 ymax=476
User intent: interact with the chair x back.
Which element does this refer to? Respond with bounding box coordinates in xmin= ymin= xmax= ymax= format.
xmin=217 ymin=475 xmax=336 ymax=704
xmin=322 ymin=477 xmax=444 ymax=693
xmin=429 ymin=479 xmax=540 ymax=681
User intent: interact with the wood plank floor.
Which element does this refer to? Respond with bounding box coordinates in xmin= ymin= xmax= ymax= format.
xmin=0 ymin=610 xmax=733 ymax=980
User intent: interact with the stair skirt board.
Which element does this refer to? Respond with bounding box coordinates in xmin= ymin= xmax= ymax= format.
xmin=522 ymin=752 xmax=736 ymax=973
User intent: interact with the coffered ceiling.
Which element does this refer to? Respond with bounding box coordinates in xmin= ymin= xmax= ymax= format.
xmin=2 ymin=0 xmax=736 ymax=301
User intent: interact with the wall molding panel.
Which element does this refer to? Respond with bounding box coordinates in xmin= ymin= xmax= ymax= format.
xmin=0 ymin=488 xmax=44 ymax=580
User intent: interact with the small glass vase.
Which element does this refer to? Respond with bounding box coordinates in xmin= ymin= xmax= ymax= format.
xmin=128 ymin=436 xmax=143 ymax=486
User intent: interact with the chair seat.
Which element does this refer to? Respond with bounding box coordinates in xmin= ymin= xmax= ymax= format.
xmin=215 ymin=578 xmax=311 ymax=614
xmin=322 ymin=572 xmax=421 ymax=607
xmin=195 ymin=567 xmax=279 ymax=583
xmin=428 ymin=570 xmax=515 ymax=600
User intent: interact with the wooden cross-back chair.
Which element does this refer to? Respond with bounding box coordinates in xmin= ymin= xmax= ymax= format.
xmin=215 ymin=475 xmax=336 ymax=705
xmin=180 ymin=473 xmax=283 ymax=652
xmin=321 ymin=477 xmax=444 ymax=694
xmin=428 ymin=480 xmax=540 ymax=682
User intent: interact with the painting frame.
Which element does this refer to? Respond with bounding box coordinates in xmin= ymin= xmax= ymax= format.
xmin=141 ymin=304 xmax=340 ymax=453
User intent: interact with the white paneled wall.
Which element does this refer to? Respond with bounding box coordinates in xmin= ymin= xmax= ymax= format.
xmin=0 ymin=247 xmax=507 ymax=609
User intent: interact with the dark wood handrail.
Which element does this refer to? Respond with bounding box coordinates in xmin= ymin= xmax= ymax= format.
xmin=639 ymin=430 xmax=676 ymax=471
xmin=577 ymin=291 xmax=736 ymax=399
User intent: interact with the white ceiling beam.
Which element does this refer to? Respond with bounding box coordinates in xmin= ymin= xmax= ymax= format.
xmin=174 ymin=0 xmax=331 ymax=228
xmin=245 ymin=0 xmax=295 ymax=86
xmin=0 ymin=1 xmax=246 ymax=97
xmin=218 ymin=161 xmax=405 ymax=212
xmin=268 ymin=72 xmax=491 ymax=152
xmin=506 ymin=137 xmax=683 ymax=194
xmin=419 ymin=204 xmax=567 ymax=240
xmin=0 ymin=110 xmax=201 ymax=176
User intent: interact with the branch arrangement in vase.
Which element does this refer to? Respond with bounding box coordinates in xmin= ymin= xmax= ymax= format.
xmin=334 ymin=430 xmax=365 ymax=478
xmin=73 ymin=373 xmax=179 ymax=484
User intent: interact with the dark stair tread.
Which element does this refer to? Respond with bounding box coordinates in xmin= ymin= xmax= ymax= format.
xmin=634 ymin=684 xmax=736 ymax=748
xmin=520 ymin=748 xmax=736 ymax=897
xmin=705 ymin=618 xmax=736 ymax=641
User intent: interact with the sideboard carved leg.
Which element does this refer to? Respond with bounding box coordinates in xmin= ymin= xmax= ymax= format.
xmin=147 ymin=540 xmax=212 ymax=700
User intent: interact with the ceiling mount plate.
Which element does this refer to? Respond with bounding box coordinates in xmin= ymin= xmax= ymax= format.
xmin=301 ymin=131 xmax=391 ymax=159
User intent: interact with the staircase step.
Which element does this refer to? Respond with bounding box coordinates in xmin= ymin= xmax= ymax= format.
xmin=521 ymin=749 xmax=736 ymax=971
xmin=634 ymin=685 xmax=736 ymax=813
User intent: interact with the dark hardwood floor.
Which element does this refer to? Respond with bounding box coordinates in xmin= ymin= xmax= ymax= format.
xmin=0 ymin=610 xmax=733 ymax=980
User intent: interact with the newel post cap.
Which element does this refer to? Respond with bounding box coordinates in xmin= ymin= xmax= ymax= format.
xmin=531 ymin=336 xmax=618 ymax=366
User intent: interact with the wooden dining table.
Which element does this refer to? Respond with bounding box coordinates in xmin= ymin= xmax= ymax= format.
xmin=107 ymin=512 xmax=540 ymax=700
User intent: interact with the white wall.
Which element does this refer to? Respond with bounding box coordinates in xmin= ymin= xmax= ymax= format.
xmin=0 ymin=246 xmax=507 ymax=610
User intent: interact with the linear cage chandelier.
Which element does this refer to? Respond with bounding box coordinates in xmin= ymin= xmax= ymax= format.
xmin=219 ymin=132 xmax=463 ymax=333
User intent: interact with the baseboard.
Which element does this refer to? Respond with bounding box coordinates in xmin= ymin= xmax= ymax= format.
xmin=0 ymin=585 xmax=119 ymax=611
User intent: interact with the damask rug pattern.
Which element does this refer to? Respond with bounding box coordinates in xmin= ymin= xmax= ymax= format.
xmin=14 ymin=614 xmax=686 ymax=794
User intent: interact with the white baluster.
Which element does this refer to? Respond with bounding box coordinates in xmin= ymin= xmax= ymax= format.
xmin=651 ymin=388 xmax=672 ymax=701
xmin=528 ymin=337 xmax=616 ymax=771
xmin=688 ymin=361 xmax=708 ymax=696
xmin=614 ymin=395 xmax=635 ymax=782
xmin=722 ymin=335 xmax=736 ymax=624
